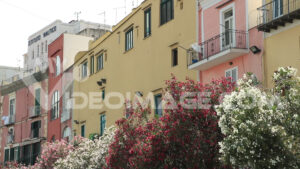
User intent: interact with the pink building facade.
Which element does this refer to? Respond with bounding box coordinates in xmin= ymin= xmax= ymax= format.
xmin=0 ymin=72 xmax=48 ymax=165
xmin=189 ymin=0 xmax=264 ymax=84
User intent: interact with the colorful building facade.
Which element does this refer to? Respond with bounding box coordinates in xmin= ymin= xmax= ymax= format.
xmin=257 ymin=0 xmax=300 ymax=87
xmin=189 ymin=0 xmax=264 ymax=84
xmin=0 ymin=72 xmax=48 ymax=165
xmin=47 ymin=34 xmax=93 ymax=142
xmin=72 ymin=0 xmax=198 ymax=138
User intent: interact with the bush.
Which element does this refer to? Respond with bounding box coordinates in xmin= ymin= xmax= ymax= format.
xmin=217 ymin=67 xmax=300 ymax=169
xmin=54 ymin=126 xmax=116 ymax=169
xmin=107 ymin=76 xmax=235 ymax=169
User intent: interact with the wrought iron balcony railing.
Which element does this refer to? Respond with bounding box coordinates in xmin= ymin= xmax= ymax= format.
xmin=188 ymin=30 xmax=248 ymax=67
xmin=258 ymin=0 xmax=300 ymax=32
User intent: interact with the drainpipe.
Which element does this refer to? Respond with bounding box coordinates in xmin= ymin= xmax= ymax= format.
xmin=196 ymin=0 xmax=200 ymax=82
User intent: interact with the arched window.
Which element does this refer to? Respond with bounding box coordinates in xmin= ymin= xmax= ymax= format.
xmin=62 ymin=127 xmax=71 ymax=141
xmin=51 ymin=91 xmax=59 ymax=120
xmin=56 ymin=56 xmax=61 ymax=76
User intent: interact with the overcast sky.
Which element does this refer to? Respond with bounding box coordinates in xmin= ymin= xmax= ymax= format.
xmin=0 ymin=0 xmax=141 ymax=68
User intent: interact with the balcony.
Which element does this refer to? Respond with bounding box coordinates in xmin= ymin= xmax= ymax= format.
xmin=4 ymin=115 xmax=16 ymax=126
xmin=29 ymin=106 xmax=41 ymax=119
xmin=188 ymin=30 xmax=248 ymax=71
xmin=258 ymin=0 xmax=300 ymax=32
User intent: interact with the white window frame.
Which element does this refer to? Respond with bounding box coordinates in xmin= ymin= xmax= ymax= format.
xmin=81 ymin=61 xmax=88 ymax=79
xmin=51 ymin=91 xmax=60 ymax=120
xmin=225 ymin=66 xmax=238 ymax=82
xmin=9 ymin=98 xmax=16 ymax=116
xmin=219 ymin=3 xmax=236 ymax=50
xmin=56 ymin=56 xmax=61 ymax=76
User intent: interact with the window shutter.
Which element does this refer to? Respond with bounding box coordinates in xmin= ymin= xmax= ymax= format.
xmin=4 ymin=149 xmax=9 ymax=162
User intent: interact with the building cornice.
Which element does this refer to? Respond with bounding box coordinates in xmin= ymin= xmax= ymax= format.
xmin=200 ymin=0 xmax=222 ymax=10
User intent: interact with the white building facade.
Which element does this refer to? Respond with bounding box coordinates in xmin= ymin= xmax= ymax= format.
xmin=24 ymin=20 xmax=111 ymax=74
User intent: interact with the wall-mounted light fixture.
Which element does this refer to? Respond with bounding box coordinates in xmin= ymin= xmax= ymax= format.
xmin=250 ymin=46 xmax=261 ymax=54
xmin=101 ymin=78 xmax=107 ymax=84
xmin=74 ymin=120 xmax=79 ymax=124
xmin=97 ymin=81 xmax=103 ymax=86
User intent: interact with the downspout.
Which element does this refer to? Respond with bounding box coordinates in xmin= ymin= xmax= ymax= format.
xmin=196 ymin=0 xmax=200 ymax=82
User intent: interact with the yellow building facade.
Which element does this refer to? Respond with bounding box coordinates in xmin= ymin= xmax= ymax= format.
xmin=257 ymin=0 xmax=300 ymax=87
xmin=73 ymin=0 xmax=197 ymax=137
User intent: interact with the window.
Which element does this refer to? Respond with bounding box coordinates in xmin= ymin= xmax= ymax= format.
xmin=225 ymin=67 xmax=238 ymax=82
xmin=154 ymin=94 xmax=163 ymax=117
xmin=41 ymin=43 xmax=44 ymax=54
xmin=37 ymin=45 xmax=39 ymax=57
xmin=32 ymin=50 xmax=34 ymax=59
xmin=90 ymin=56 xmax=94 ymax=75
xmin=82 ymin=61 xmax=88 ymax=78
xmin=125 ymin=28 xmax=133 ymax=51
xmin=56 ymin=56 xmax=61 ymax=76
xmin=100 ymin=114 xmax=106 ymax=136
xmin=4 ymin=149 xmax=9 ymax=163
xmin=4 ymin=147 xmax=20 ymax=163
xmin=81 ymin=125 xmax=85 ymax=137
xmin=102 ymin=89 xmax=105 ymax=100
xmin=222 ymin=9 xmax=234 ymax=48
xmin=35 ymin=89 xmax=41 ymax=115
xmin=273 ymin=0 xmax=283 ymax=19
xmin=172 ymin=48 xmax=178 ymax=67
xmin=63 ymin=127 xmax=71 ymax=141
xmin=144 ymin=8 xmax=151 ymax=37
xmin=9 ymin=99 xmax=15 ymax=116
xmin=51 ymin=91 xmax=60 ymax=120
xmin=45 ymin=41 xmax=48 ymax=52
xmin=97 ymin=54 xmax=103 ymax=71
xmin=31 ymin=121 xmax=41 ymax=138
xmin=51 ymin=136 xmax=55 ymax=142
xmin=160 ymin=0 xmax=174 ymax=25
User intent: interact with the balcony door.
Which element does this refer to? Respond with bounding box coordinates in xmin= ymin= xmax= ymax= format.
xmin=273 ymin=0 xmax=283 ymax=19
xmin=222 ymin=9 xmax=234 ymax=49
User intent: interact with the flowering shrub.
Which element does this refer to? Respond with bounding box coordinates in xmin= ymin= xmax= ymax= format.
xmin=54 ymin=126 xmax=116 ymax=169
xmin=217 ymin=67 xmax=300 ymax=169
xmin=30 ymin=137 xmax=84 ymax=169
xmin=7 ymin=137 xmax=84 ymax=169
xmin=107 ymin=76 xmax=235 ymax=169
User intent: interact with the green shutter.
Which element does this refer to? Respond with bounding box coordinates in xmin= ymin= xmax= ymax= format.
xmin=4 ymin=149 xmax=9 ymax=163
xmin=9 ymin=148 xmax=14 ymax=161
xmin=17 ymin=146 xmax=20 ymax=163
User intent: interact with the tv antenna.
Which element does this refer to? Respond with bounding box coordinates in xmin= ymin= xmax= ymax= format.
xmin=74 ymin=11 xmax=81 ymax=21
xmin=98 ymin=11 xmax=106 ymax=25
xmin=113 ymin=6 xmax=126 ymax=23
xmin=124 ymin=0 xmax=127 ymax=15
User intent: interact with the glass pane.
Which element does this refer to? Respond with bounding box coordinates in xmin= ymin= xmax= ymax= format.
xmin=225 ymin=71 xmax=231 ymax=78
xmin=224 ymin=10 xmax=233 ymax=19
xmin=155 ymin=94 xmax=163 ymax=117
xmin=232 ymin=69 xmax=237 ymax=82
